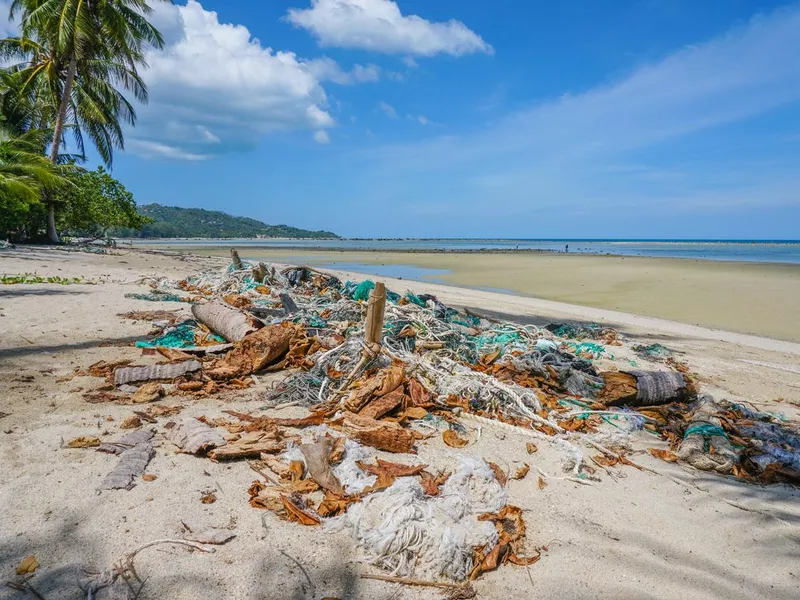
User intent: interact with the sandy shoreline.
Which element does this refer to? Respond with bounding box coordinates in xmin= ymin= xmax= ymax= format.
xmin=154 ymin=246 xmax=800 ymax=343
xmin=1 ymin=247 xmax=799 ymax=599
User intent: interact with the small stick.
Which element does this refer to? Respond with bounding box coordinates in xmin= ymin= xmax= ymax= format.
xmin=359 ymin=573 xmax=466 ymax=590
xmin=280 ymin=550 xmax=315 ymax=594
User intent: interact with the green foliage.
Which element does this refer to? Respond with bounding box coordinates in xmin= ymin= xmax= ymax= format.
xmin=0 ymin=272 xmax=85 ymax=284
xmin=0 ymin=125 xmax=70 ymax=237
xmin=121 ymin=204 xmax=340 ymax=239
xmin=58 ymin=166 xmax=151 ymax=237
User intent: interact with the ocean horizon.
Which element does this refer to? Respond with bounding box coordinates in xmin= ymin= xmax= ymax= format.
xmin=135 ymin=238 xmax=800 ymax=264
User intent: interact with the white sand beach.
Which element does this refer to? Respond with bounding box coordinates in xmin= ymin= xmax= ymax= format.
xmin=1 ymin=247 xmax=798 ymax=599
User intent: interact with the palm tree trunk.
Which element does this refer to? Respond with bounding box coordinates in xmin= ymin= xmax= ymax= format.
xmin=45 ymin=56 xmax=78 ymax=243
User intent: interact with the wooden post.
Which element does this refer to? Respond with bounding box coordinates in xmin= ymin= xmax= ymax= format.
xmin=252 ymin=261 xmax=267 ymax=283
xmin=230 ymin=248 xmax=243 ymax=270
xmin=364 ymin=282 xmax=387 ymax=346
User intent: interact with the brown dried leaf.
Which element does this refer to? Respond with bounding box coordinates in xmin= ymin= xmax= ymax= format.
xmin=487 ymin=461 xmax=508 ymax=487
xmin=525 ymin=442 xmax=538 ymax=454
xmin=537 ymin=476 xmax=547 ymax=490
xmin=647 ymin=448 xmax=679 ymax=462
xmin=131 ymin=382 xmax=165 ymax=404
xmin=511 ymin=463 xmax=530 ymax=480
xmin=402 ymin=407 xmax=429 ymax=420
xmin=288 ymin=460 xmax=305 ymax=482
xmin=200 ymin=492 xmax=217 ymax=504
xmin=142 ymin=474 xmax=157 ymax=482
xmin=16 ymin=555 xmax=39 ymax=575
xmin=419 ymin=470 xmax=450 ymax=497
xmin=407 ymin=378 xmax=432 ymax=407
xmin=316 ymin=491 xmax=355 ymax=518
xmin=358 ymin=387 xmax=405 ymax=420
xmin=280 ymin=495 xmax=321 ymax=526
xmin=328 ymin=436 xmax=347 ymax=464
xmin=442 ymin=429 xmax=468 ymax=448
xmin=119 ymin=415 xmax=142 ymax=429
xmin=67 ymin=436 xmax=100 ymax=448
xmin=338 ymin=413 xmax=416 ymax=453
xmin=156 ymin=347 xmax=195 ymax=362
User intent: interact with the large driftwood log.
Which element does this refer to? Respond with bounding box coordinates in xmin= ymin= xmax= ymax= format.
xmin=192 ymin=301 xmax=260 ymax=342
xmin=599 ymin=370 xmax=694 ymax=406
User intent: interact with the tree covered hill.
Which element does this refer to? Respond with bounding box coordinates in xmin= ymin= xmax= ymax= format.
xmin=122 ymin=204 xmax=340 ymax=239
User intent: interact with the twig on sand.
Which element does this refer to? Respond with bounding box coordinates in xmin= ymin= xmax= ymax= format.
xmin=359 ymin=573 xmax=468 ymax=590
xmin=82 ymin=539 xmax=213 ymax=600
xmin=7 ymin=578 xmax=48 ymax=600
xmin=280 ymin=550 xmax=316 ymax=595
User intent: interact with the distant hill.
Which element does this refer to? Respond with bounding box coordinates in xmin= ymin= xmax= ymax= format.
xmin=120 ymin=204 xmax=339 ymax=239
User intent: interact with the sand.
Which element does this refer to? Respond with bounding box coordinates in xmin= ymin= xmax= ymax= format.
xmin=1 ymin=246 xmax=799 ymax=600
xmin=166 ymin=247 xmax=800 ymax=343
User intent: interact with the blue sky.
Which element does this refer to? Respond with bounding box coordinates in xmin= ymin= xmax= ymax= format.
xmin=5 ymin=0 xmax=800 ymax=238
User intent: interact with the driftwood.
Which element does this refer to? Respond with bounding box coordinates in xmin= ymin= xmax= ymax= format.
xmin=206 ymin=324 xmax=293 ymax=380
xmin=230 ymin=248 xmax=243 ymax=270
xmin=359 ymin=386 xmax=405 ymax=420
xmin=114 ymin=361 xmax=202 ymax=386
xmin=252 ymin=262 xmax=268 ymax=283
xmin=599 ymin=370 xmax=693 ymax=406
xmin=100 ymin=431 xmax=154 ymax=490
xmin=166 ymin=418 xmax=227 ymax=454
xmin=192 ymin=301 xmax=260 ymax=342
xmin=279 ymin=293 xmax=299 ymax=314
xmin=208 ymin=431 xmax=286 ymax=460
xmin=365 ymin=282 xmax=387 ymax=345
xmin=338 ymin=413 xmax=416 ymax=453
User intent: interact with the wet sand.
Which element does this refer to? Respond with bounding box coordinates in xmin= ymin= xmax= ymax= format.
xmin=160 ymin=247 xmax=800 ymax=343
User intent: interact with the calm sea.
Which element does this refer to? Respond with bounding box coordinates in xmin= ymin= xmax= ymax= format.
xmin=134 ymin=239 xmax=800 ymax=265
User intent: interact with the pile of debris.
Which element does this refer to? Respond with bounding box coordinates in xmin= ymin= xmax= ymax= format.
xmin=62 ymin=253 xmax=800 ymax=588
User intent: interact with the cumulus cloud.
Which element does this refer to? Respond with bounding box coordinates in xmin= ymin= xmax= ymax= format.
xmin=130 ymin=1 xmax=335 ymax=160
xmin=286 ymin=0 xmax=492 ymax=57
xmin=303 ymin=57 xmax=380 ymax=84
xmin=378 ymin=101 xmax=397 ymax=119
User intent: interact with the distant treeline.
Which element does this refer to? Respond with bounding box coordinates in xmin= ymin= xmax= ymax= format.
xmin=114 ymin=204 xmax=340 ymax=239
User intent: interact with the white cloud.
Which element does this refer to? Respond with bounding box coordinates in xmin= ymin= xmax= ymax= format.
xmin=313 ymin=130 xmax=331 ymax=144
xmin=130 ymin=1 xmax=335 ymax=160
xmin=416 ymin=115 xmax=430 ymax=125
xmin=286 ymin=0 xmax=492 ymax=57
xmin=303 ymin=56 xmax=380 ymax=84
xmin=402 ymin=56 xmax=418 ymax=68
xmin=378 ymin=101 xmax=397 ymax=119
xmin=127 ymin=140 xmax=209 ymax=161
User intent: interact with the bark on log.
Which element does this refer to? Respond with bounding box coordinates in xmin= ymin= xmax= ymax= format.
xmin=365 ymin=282 xmax=387 ymax=346
xmin=230 ymin=248 xmax=243 ymax=270
xmin=192 ymin=301 xmax=260 ymax=342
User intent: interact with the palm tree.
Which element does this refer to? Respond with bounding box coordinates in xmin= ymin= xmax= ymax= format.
xmin=0 ymin=125 xmax=68 ymax=205
xmin=3 ymin=0 xmax=169 ymax=242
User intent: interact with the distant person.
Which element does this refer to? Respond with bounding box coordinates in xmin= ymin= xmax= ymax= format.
xmin=565 ymin=244 xmax=569 ymax=253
